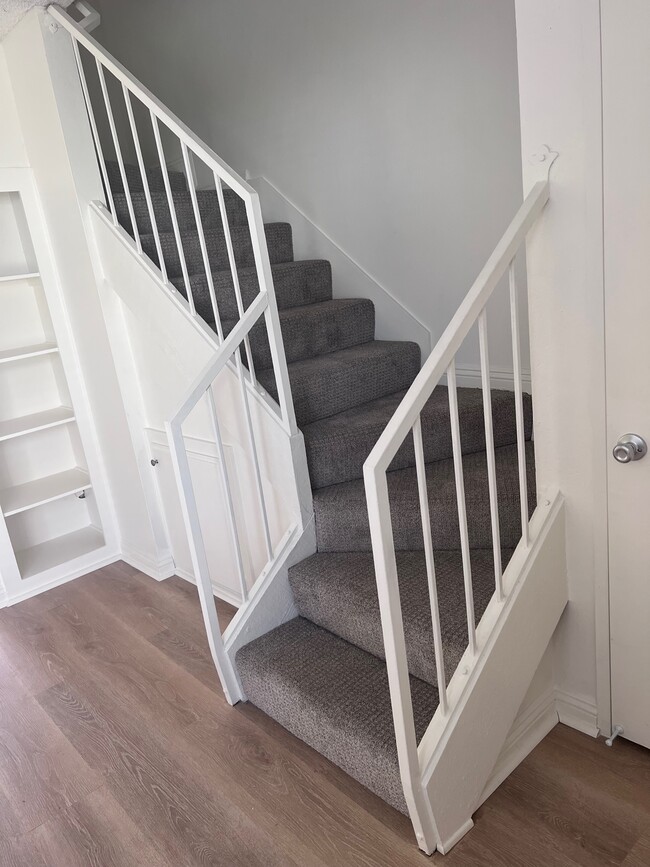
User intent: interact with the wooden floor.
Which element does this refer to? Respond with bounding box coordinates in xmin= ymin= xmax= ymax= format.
xmin=0 ymin=563 xmax=648 ymax=866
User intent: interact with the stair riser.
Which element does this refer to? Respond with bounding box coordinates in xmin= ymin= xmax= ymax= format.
xmin=114 ymin=189 xmax=247 ymax=236
xmin=258 ymin=342 xmax=421 ymax=428
xmin=289 ymin=550 xmax=510 ymax=688
xmin=314 ymin=443 xmax=536 ymax=552
xmin=141 ymin=222 xmax=293 ymax=280
xmin=305 ymin=389 xmax=533 ymax=489
xmin=223 ymin=300 xmax=375 ymax=369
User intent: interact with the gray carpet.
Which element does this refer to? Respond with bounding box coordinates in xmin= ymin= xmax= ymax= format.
xmin=235 ymin=617 xmax=438 ymax=814
xmin=108 ymin=161 xmax=535 ymax=816
xmin=289 ymin=549 xmax=514 ymax=688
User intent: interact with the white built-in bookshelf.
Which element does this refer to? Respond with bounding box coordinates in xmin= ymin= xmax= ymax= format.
xmin=0 ymin=179 xmax=107 ymax=599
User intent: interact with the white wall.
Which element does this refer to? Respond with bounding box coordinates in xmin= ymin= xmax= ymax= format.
xmin=0 ymin=47 xmax=27 ymax=168
xmin=90 ymin=0 xmax=524 ymax=373
xmin=516 ymin=0 xmax=608 ymax=735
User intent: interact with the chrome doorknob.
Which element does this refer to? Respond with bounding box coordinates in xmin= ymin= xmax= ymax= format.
xmin=613 ymin=433 xmax=648 ymax=463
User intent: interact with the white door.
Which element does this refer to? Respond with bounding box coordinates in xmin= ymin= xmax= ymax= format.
xmin=603 ymin=0 xmax=650 ymax=748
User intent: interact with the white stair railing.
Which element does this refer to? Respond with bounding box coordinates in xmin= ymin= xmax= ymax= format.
xmin=50 ymin=4 xmax=300 ymax=704
xmin=363 ymin=149 xmax=556 ymax=848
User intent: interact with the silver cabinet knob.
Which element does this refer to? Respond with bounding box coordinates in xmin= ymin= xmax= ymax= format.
xmin=613 ymin=433 xmax=647 ymax=463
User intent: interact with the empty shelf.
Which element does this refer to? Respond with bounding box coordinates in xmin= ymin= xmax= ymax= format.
xmin=0 ymin=342 xmax=58 ymax=364
xmin=0 ymin=406 xmax=75 ymax=442
xmin=15 ymin=526 xmax=105 ymax=580
xmin=0 ymin=467 xmax=92 ymax=517
xmin=0 ymin=272 xmax=40 ymax=284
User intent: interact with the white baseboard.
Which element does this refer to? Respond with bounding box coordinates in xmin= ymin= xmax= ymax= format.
xmin=120 ymin=546 xmax=176 ymax=582
xmin=555 ymin=689 xmax=600 ymax=737
xmin=452 ymin=363 xmax=532 ymax=394
xmin=480 ymin=685 xmax=558 ymax=805
xmin=175 ymin=567 xmax=243 ymax=608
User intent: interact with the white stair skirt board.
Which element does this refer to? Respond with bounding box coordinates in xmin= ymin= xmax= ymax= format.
xmin=15 ymin=525 xmax=105 ymax=580
xmin=0 ymin=342 xmax=58 ymax=364
xmin=0 ymin=467 xmax=91 ymax=517
xmin=418 ymin=493 xmax=567 ymax=854
xmin=480 ymin=685 xmax=558 ymax=805
xmin=0 ymin=406 xmax=75 ymax=442
xmin=0 ymin=272 xmax=40 ymax=284
xmin=555 ymin=689 xmax=600 ymax=738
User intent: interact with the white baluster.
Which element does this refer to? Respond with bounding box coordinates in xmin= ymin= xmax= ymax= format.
xmin=413 ymin=416 xmax=448 ymax=714
xmin=72 ymin=43 xmax=116 ymax=222
xmin=96 ymin=61 xmax=141 ymax=252
xmin=206 ymin=386 xmax=247 ymax=601
xmin=182 ymin=144 xmax=224 ymax=340
xmin=447 ymin=359 xmax=476 ymax=656
xmin=151 ymin=113 xmax=193 ymax=312
xmin=478 ymin=309 xmax=503 ymax=602
xmin=509 ymin=259 xmax=530 ymax=547
xmin=244 ymin=193 xmax=298 ymax=436
xmin=123 ymin=86 xmax=167 ymax=284
xmin=235 ymin=349 xmax=273 ymax=561
xmin=213 ymin=174 xmax=256 ymax=381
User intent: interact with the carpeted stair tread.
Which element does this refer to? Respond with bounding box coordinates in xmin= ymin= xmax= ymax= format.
xmin=106 ymin=160 xmax=187 ymax=195
xmin=303 ymin=385 xmax=533 ymax=489
xmin=289 ymin=549 xmax=512 ymax=687
xmin=222 ymin=298 xmax=375 ymax=369
xmin=139 ymin=222 xmax=293 ymax=280
xmin=313 ymin=440 xmax=536 ymax=552
xmin=113 ymin=188 xmax=247 ymax=236
xmin=257 ymin=340 xmax=421 ymax=427
xmin=235 ymin=617 xmax=437 ymax=814
xmin=179 ymin=259 xmax=333 ymax=323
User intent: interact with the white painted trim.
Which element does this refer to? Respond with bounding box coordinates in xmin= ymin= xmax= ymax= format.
xmin=480 ymin=685 xmax=558 ymax=805
xmin=147 ymin=427 xmax=220 ymax=460
xmin=555 ymin=689 xmax=600 ymax=738
xmin=0 ymin=545 xmax=121 ymax=608
xmin=175 ymin=567 xmax=243 ymax=609
xmin=120 ymin=546 xmax=175 ymax=582
xmin=452 ymin=363 xmax=532 ymax=394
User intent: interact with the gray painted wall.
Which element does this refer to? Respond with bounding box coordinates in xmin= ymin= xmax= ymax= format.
xmin=91 ymin=0 xmax=523 ymax=371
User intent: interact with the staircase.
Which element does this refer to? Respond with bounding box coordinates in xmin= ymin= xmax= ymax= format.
xmin=106 ymin=160 xmax=534 ymax=815
xmin=49 ymin=4 xmax=568 ymax=855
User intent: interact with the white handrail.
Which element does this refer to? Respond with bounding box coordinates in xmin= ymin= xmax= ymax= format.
xmin=363 ymin=170 xmax=554 ymax=845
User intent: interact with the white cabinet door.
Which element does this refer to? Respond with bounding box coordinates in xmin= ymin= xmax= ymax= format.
xmin=603 ymin=0 xmax=650 ymax=748
xmin=150 ymin=437 xmax=250 ymax=607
